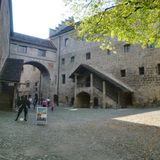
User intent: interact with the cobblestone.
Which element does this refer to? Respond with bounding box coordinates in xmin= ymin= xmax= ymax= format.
xmin=0 ymin=106 xmax=160 ymax=160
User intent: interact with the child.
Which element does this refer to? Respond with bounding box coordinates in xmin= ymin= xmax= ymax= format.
xmin=50 ymin=99 xmax=55 ymax=111
xmin=42 ymin=99 xmax=47 ymax=107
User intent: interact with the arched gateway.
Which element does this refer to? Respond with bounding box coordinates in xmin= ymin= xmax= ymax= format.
xmin=22 ymin=61 xmax=51 ymax=100
xmin=0 ymin=32 xmax=57 ymax=110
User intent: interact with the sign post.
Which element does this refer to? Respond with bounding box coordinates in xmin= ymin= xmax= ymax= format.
xmin=36 ymin=107 xmax=47 ymax=125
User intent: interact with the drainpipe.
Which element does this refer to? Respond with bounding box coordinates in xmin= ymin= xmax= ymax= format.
xmin=74 ymin=74 xmax=78 ymax=106
xmin=90 ymin=73 xmax=93 ymax=108
xmin=102 ymin=81 xmax=106 ymax=108
xmin=39 ymin=72 xmax=41 ymax=104
xmin=57 ymin=36 xmax=61 ymax=106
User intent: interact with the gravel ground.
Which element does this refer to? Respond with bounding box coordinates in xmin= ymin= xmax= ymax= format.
xmin=0 ymin=106 xmax=160 ymax=160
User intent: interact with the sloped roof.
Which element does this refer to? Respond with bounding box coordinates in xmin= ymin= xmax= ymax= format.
xmin=0 ymin=58 xmax=24 ymax=82
xmin=69 ymin=64 xmax=133 ymax=93
xmin=10 ymin=32 xmax=57 ymax=50
xmin=50 ymin=25 xmax=75 ymax=37
xmin=50 ymin=22 xmax=80 ymax=38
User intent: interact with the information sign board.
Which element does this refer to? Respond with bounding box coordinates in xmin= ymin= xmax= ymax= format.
xmin=36 ymin=107 xmax=47 ymax=125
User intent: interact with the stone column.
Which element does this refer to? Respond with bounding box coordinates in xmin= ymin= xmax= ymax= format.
xmin=74 ymin=74 xmax=78 ymax=106
xmin=90 ymin=73 xmax=93 ymax=108
xmin=102 ymin=81 xmax=106 ymax=108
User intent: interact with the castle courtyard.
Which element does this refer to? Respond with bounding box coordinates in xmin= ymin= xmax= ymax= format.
xmin=0 ymin=106 xmax=160 ymax=160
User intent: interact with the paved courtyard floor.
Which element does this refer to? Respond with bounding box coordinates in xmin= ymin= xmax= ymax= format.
xmin=0 ymin=106 xmax=160 ymax=160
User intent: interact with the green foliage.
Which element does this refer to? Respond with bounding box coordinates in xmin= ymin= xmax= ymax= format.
xmin=64 ymin=0 xmax=160 ymax=49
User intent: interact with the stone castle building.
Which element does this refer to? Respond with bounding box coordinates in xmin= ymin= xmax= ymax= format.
xmin=1 ymin=0 xmax=160 ymax=110
xmin=50 ymin=23 xmax=160 ymax=108
xmin=0 ymin=0 xmax=14 ymax=110
xmin=0 ymin=0 xmax=57 ymax=110
xmin=0 ymin=0 xmax=13 ymax=71
xmin=9 ymin=33 xmax=57 ymax=101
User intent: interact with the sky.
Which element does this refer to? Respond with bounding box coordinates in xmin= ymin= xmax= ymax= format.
xmin=12 ymin=0 xmax=71 ymax=39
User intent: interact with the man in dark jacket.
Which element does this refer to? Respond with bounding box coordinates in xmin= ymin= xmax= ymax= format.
xmin=15 ymin=95 xmax=29 ymax=121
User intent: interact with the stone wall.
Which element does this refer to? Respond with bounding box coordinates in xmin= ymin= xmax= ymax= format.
xmin=0 ymin=0 xmax=11 ymax=72
xmin=51 ymin=30 xmax=160 ymax=106
xmin=9 ymin=41 xmax=57 ymax=100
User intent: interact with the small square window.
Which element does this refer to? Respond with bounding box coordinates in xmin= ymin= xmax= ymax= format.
xmin=65 ymin=38 xmax=69 ymax=46
xmin=38 ymin=49 xmax=46 ymax=57
xmin=62 ymin=58 xmax=65 ymax=65
xmin=26 ymin=82 xmax=30 ymax=88
xmin=86 ymin=52 xmax=91 ymax=60
xmin=157 ymin=64 xmax=160 ymax=75
xmin=18 ymin=45 xmax=27 ymax=53
xmin=55 ymin=75 xmax=57 ymax=84
xmin=120 ymin=69 xmax=126 ymax=77
xmin=107 ymin=49 xmax=111 ymax=55
xmin=139 ymin=67 xmax=144 ymax=75
xmin=124 ymin=44 xmax=131 ymax=53
xmin=71 ymin=56 xmax=75 ymax=63
xmin=62 ymin=74 xmax=66 ymax=84
xmin=81 ymin=37 xmax=85 ymax=41
xmin=147 ymin=43 xmax=155 ymax=48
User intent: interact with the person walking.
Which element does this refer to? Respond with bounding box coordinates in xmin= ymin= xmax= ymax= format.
xmin=51 ymin=98 xmax=55 ymax=111
xmin=27 ymin=95 xmax=32 ymax=109
xmin=46 ymin=97 xmax=50 ymax=107
xmin=15 ymin=95 xmax=29 ymax=121
xmin=33 ymin=93 xmax=38 ymax=109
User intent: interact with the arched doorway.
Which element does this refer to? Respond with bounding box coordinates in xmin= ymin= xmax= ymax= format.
xmin=18 ymin=61 xmax=51 ymax=103
xmin=76 ymin=92 xmax=90 ymax=108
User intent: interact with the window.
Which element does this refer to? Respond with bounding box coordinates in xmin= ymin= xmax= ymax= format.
xmin=124 ymin=44 xmax=131 ymax=53
xmin=55 ymin=75 xmax=57 ymax=84
xmin=62 ymin=74 xmax=66 ymax=84
xmin=86 ymin=52 xmax=91 ymax=60
xmin=81 ymin=37 xmax=85 ymax=41
xmin=107 ymin=49 xmax=111 ymax=55
xmin=157 ymin=64 xmax=160 ymax=75
xmin=147 ymin=43 xmax=155 ymax=48
xmin=120 ymin=69 xmax=126 ymax=77
xmin=139 ymin=67 xmax=144 ymax=75
xmin=38 ymin=49 xmax=46 ymax=57
xmin=71 ymin=56 xmax=75 ymax=63
xmin=18 ymin=45 xmax=27 ymax=53
xmin=65 ymin=38 xmax=69 ymax=46
xmin=26 ymin=82 xmax=30 ymax=88
xmin=21 ymin=66 xmax=24 ymax=72
xmin=35 ymin=88 xmax=38 ymax=91
xmin=0 ymin=0 xmax=2 ymax=11
xmin=61 ymin=58 xmax=65 ymax=65
xmin=35 ymin=82 xmax=38 ymax=86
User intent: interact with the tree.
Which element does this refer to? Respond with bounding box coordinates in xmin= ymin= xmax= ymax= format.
xmin=64 ymin=0 xmax=160 ymax=49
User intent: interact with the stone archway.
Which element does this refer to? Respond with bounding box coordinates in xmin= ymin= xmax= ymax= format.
xmin=24 ymin=61 xmax=50 ymax=78
xmin=18 ymin=61 xmax=51 ymax=102
xmin=76 ymin=92 xmax=90 ymax=108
